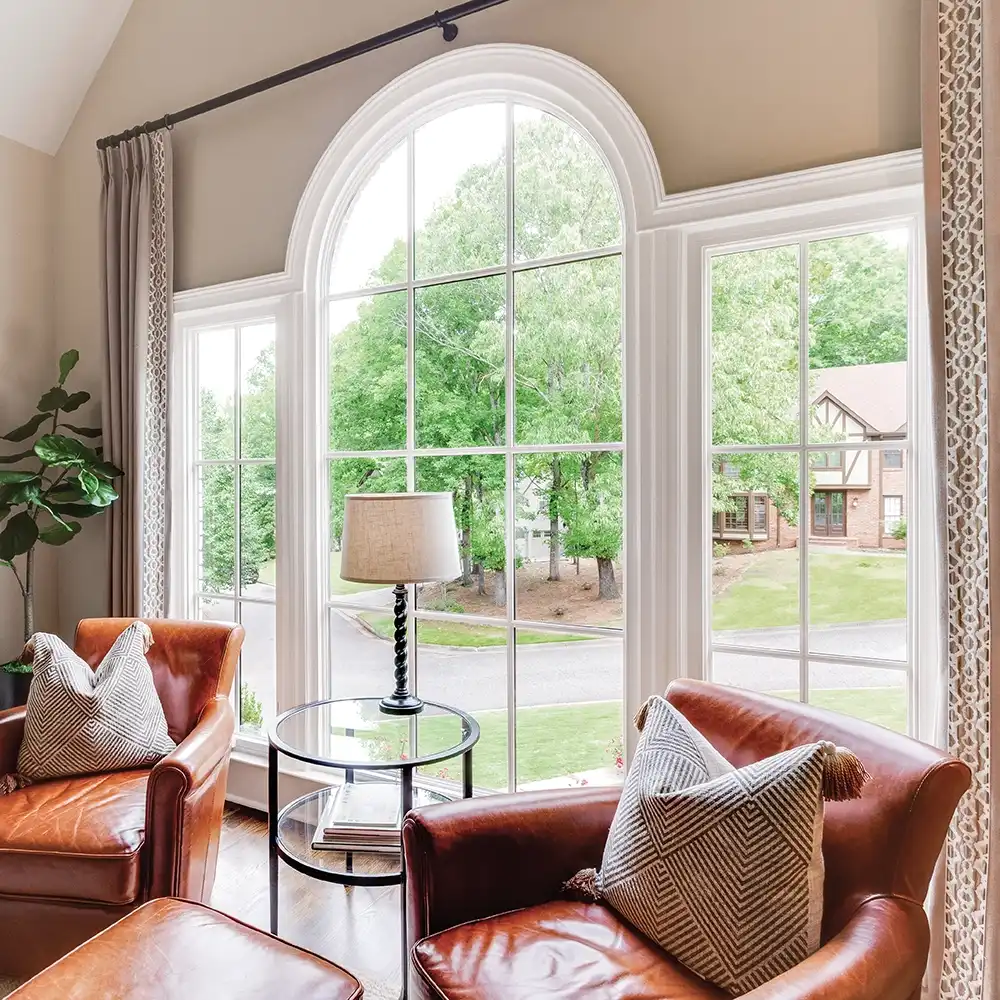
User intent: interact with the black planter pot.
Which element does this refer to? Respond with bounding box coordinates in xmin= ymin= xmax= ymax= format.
xmin=0 ymin=670 xmax=31 ymax=711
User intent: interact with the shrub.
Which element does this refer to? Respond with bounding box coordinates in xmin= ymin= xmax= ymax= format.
xmin=712 ymin=542 xmax=728 ymax=559
xmin=241 ymin=683 xmax=264 ymax=731
xmin=891 ymin=519 xmax=907 ymax=541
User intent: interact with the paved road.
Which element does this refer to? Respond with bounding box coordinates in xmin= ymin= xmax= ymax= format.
xmin=212 ymin=585 xmax=905 ymax=727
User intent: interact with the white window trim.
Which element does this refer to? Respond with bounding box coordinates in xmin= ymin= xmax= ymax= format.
xmin=171 ymin=44 xmax=931 ymax=806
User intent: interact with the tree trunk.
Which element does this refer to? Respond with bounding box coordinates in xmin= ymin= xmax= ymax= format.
xmin=548 ymin=459 xmax=561 ymax=582
xmin=460 ymin=477 xmax=473 ymax=585
xmin=492 ymin=568 xmax=507 ymax=607
xmin=23 ymin=548 xmax=34 ymax=642
xmin=476 ymin=563 xmax=486 ymax=596
xmin=597 ymin=557 xmax=620 ymax=600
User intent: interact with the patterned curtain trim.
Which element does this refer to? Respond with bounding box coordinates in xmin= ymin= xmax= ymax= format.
xmin=926 ymin=1 xmax=993 ymax=997
xmin=139 ymin=131 xmax=172 ymax=619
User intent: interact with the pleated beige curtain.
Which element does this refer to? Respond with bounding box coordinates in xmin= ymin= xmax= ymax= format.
xmin=922 ymin=1 xmax=999 ymax=997
xmin=98 ymin=130 xmax=173 ymax=618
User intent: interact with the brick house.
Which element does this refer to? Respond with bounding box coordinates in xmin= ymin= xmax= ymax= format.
xmin=713 ymin=361 xmax=906 ymax=550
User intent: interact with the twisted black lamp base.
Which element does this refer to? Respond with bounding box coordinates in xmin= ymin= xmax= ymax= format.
xmin=379 ymin=583 xmax=424 ymax=715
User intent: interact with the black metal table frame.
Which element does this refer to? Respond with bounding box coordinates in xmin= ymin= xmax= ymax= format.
xmin=268 ymin=698 xmax=480 ymax=999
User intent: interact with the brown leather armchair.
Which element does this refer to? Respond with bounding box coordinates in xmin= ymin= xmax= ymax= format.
xmin=0 ymin=617 xmax=244 ymax=977
xmin=403 ymin=680 xmax=972 ymax=1000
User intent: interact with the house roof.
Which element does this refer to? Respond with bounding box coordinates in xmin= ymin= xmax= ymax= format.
xmin=811 ymin=361 xmax=907 ymax=436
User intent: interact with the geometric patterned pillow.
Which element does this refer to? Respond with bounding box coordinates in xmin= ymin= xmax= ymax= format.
xmin=14 ymin=621 xmax=175 ymax=783
xmin=567 ymin=696 xmax=869 ymax=997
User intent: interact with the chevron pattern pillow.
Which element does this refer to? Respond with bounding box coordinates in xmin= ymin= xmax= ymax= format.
xmin=567 ymin=696 xmax=869 ymax=997
xmin=15 ymin=621 xmax=175 ymax=783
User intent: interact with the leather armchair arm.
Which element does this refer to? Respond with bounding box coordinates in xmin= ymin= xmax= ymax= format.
xmin=145 ymin=696 xmax=236 ymax=900
xmin=402 ymin=786 xmax=619 ymax=951
xmin=0 ymin=706 xmax=25 ymax=775
xmin=744 ymin=896 xmax=929 ymax=1000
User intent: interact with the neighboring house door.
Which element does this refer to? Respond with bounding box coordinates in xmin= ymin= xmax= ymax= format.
xmin=812 ymin=491 xmax=846 ymax=537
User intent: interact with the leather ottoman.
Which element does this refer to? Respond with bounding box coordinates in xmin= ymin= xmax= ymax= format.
xmin=9 ymin=898 xmax=362 ymax=999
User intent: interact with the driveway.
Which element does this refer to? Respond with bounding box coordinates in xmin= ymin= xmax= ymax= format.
xmin=210 ymin=585 xmax=905 ymax=727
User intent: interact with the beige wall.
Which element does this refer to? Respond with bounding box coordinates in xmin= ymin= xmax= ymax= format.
xmin=51 ymin=0 xmax=922 ymax=632
xmin=0 ymin=135 xmax=58 ymax=652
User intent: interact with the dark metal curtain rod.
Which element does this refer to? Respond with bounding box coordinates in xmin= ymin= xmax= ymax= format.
xmin=96 ymin=0 xmax=512 ymax=150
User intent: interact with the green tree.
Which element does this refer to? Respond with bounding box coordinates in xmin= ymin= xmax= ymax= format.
xmin=809 ymin=234 xmax=908 ymax=369
xmin=199 ymin=341 xmax=277 ymax=592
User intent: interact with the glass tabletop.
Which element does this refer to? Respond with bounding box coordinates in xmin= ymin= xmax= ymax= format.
xmin=270 ymin=698 xmax=480 ymax=769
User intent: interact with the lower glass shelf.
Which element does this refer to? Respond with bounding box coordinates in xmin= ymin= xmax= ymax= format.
xmin=276 ymin=781 xmax=449 ymax=884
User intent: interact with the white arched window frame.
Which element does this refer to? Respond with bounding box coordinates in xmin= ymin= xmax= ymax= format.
xmin=172 ymin=44 xmax=933 ymax=804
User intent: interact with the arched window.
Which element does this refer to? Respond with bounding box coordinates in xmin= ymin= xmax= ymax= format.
xmin=322 ymin=101 xmax=626 ymax=792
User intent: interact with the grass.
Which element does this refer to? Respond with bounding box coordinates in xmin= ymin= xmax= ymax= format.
xmin=772 ymin=686 xmax=907 ymax=733
xmin=360 ymin=614 xmax=591 ymax=648
xmin=418 ymin=701 xmax=622 ymax=790
xmin=713 ymin=550 xmax=906 ymax=631
xmin=414 ymin=687 xmax=906 ymax=791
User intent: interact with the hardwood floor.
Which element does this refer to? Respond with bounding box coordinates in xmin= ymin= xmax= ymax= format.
xmin=213 ymin=805 xmax=401 ymax=999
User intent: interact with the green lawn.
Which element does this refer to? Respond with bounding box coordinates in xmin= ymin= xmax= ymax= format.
xmin=360 ymin=614 xmax=590 ymax=648
xmin=418 ymin=701 xmax=622 ymax=790
xmin=414 ymin=687 xmax=906 ymax=791
xmin=713 ymin=550 xmax=906 ymax=631
xmin=774 ymin=686 xmax=906 ymax=733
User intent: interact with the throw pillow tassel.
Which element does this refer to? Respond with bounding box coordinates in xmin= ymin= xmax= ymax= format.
xmin=819 ymin=741 xmax=871 ymax=801
xmin=633 ymin=696 xmax=653 ymax=732
xmin=563 ymin=867 xmax=602 ymax=902
xmin=0 ymin=773 xmax=30 ymax=796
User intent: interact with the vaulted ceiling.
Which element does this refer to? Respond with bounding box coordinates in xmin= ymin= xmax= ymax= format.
xmin=0 ymin=0 xmax=133 ymax=154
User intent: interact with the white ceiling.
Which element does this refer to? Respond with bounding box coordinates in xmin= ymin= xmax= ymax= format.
xmin=0 ymin=0 xmax=134 ymax=154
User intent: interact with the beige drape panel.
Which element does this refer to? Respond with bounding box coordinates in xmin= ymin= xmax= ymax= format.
xmin=922 ymin=1 xmax=999 ymax=997
xmin=98 ymin=131 xmax=173 ymax=618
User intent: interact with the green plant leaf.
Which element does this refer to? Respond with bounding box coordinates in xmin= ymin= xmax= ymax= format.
xmin=39 ymin=521 xmax=81 ymax=546
xmin=3 ymin=413 xmax=49 ymax=442
xmin=58 ymin=350 xmax=80 ymax=385
xmin=48 ymin=481 xmax=86 ymax=503
xmin=0 ymin=449 xmax=37 ymax=464
xmin=79 ymin=469 xmax=100 ymax=495
xmin=62 ymin=424 xmax=102 ymax=438
xmin=0 ymin=471 xmax=41 ymax=484
xmin=86 ymin=481 xmax=118 ymax=508
xmin=37 ymin=387 xmax=68 ymax=412
xmin=0 ymin=512 xmax=38 ymax=560
xmin=2 ymin=481 xmax=41 ymax=506
xmin=33 ymin=434 xmax=100 ymax=469
xmin=49 ymin=502 xmax=102 ymax=519
xmin=93 ymin=460 xmax=124 ymax=480
xmin=60 ymin=391 xmax=91 ymax=413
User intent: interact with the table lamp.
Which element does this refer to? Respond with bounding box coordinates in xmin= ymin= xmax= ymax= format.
xmin=340 ymin=492 xmax=461 ymax=715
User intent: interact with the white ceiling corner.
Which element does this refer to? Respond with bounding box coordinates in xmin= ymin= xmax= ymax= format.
xmin=0 ymin=0 xmax=134 ymax=154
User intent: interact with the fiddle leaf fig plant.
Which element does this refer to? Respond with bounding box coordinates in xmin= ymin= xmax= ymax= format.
xmin=0 ymin=349 xmax=122 ymax=650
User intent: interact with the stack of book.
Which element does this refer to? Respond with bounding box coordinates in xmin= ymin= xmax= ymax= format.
xmin=312 ymin=782 xmax=401 ymax=853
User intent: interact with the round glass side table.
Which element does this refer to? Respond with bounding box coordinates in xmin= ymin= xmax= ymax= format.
xmin=268 ymin=698 xmax=480 ymax=999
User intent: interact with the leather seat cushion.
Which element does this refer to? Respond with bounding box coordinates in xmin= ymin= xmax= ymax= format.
xmin=10 ymin=897 xmax=363 ymax=1000
xmin=412 ymin=901 xmax=728 ymax=1000
xmin=0 ymin=770 xmax=148 ymax=904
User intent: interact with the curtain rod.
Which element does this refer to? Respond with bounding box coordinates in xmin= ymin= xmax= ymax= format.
xmin=96 ymin=0 xmax=513 ymax=150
